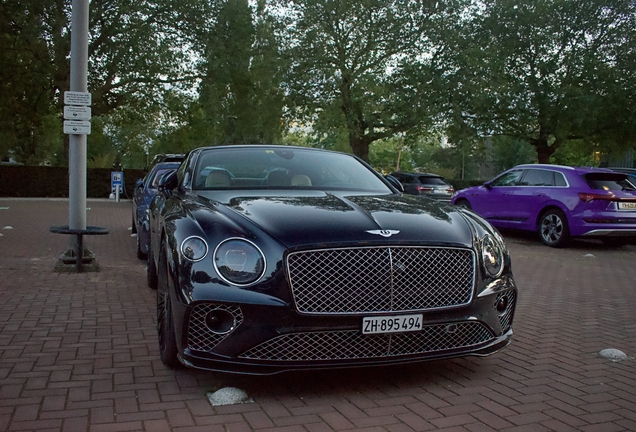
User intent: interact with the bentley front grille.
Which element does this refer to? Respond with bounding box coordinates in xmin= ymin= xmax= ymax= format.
xmin=287 ymin=246 xmax=475 ymax=314
xmin=187 ymin=304 xmax=243 ymax=352
xmin=239 ymin=321 xmax=494 ymax=361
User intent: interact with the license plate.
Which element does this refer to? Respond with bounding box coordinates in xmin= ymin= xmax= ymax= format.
xmin=362 ymin=314 xmax=423 ymax=334
xmin=618 ymin=202 xmax=636 ymax=210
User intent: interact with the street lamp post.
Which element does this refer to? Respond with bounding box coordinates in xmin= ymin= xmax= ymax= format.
xmin=51 ymin=0 xmax=109 ymax=272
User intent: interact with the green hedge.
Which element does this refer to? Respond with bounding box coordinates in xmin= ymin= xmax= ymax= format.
xmin=0 ymin=165 xmax=147 ymax=198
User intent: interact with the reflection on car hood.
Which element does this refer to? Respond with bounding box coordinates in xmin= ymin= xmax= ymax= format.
xmin=204 ymin=192 xmax=475 ymax=249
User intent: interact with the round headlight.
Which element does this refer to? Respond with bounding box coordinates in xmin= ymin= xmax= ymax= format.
xmin=213 ymin=239 xmax=265 ymax=286
xmin=481 ymin=234 xmax=504 ymax=277
xmin=181 ymin=236 xmax=208 ymax=262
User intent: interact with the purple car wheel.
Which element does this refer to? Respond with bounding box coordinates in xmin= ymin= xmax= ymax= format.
xmin=539 ymin=209 xmax=570 ymax=248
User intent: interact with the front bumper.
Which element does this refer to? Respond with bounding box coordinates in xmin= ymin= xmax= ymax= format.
xmin=171 ymin=281 xmax=517 ymax=375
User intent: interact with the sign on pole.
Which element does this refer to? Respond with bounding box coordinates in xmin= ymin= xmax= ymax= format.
xmin=64 ymin=91 xmax=92 ymax=106
xmin=111 ymin=171 xmax=124 ymax=192
xmin=64 ymin=106 xmax=92 ymax=120
xmin=63 ymin=120 xmax=91 ymax=135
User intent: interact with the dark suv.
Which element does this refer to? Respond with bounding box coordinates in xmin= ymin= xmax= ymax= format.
xmin=148 ymin=153 xmax=185 ymax=170
xmin=390 ymin=172 xmax=455 ymax=202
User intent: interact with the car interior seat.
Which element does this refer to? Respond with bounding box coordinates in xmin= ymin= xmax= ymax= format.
xmin=291 ymin=174 xmax=312 ymax=186
xmin=205 ymin=170 xmax=233 ymax=188
xmin=266 ymin=170 xmax=291 ymax=187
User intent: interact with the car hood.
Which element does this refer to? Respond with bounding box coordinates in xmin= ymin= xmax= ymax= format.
xmin=200 ymin=191 xmax=475 ymax=249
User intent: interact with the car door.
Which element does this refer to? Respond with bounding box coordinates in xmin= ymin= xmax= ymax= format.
xmin=472 ymin=169 xmax=524 ymax=222
xmin=508 ymin=168 xmax=558 ymax=229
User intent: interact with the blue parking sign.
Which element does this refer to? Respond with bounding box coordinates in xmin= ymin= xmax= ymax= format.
xmin=111 ymin=171 xmax=123 ymax=192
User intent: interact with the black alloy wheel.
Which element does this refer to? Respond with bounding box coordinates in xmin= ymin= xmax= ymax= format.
xmin=539 ymin=209 xmax=570 ymax=248
xmin=157 ymin=240 xmax=180 ymax=368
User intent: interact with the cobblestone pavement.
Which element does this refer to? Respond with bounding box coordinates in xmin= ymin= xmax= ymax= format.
xmin=1 ymin=198 xmax=635 ymax=432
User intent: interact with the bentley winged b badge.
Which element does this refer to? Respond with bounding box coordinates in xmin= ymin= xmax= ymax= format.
xmin=366 ymin=229 xmax=400 ymax=238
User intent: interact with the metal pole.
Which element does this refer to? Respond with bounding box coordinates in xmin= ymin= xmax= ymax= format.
xmin=68 ymin=0 xmax=89 ymax=245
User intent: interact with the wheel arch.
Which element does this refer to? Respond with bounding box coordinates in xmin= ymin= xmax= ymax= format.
xmin=535 ymin=203 xmax=569 ymax=231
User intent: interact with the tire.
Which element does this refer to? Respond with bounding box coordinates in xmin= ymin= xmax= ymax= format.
xmin=157 ymin=240 xmax=180 ymax=368
xmin=131 ymin=213 xmax=137 ymax=234
xmin=147 ymin=241 xmax=158 ymax=289
xmin=455 ymin=199 xmax=472 ymax=210
xmin=539 ymin=209 xmax=570 ymax=248
xmin=136 ymin=232 xmax=147 ymax=260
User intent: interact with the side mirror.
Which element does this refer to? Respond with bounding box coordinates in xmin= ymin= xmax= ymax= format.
xmin=385 ymin=175 xmax=404 ymax=193
xmin=483 ymin=181 xmax=492 ymax=189
xmin=135 ymin=179 xmax=143 ymax=189
xmin=158 ymin=170 xmax=178 ymax=192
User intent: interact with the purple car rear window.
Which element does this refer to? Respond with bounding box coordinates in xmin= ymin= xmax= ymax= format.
xmin=584 ymin=173 xmax=635 ymax=191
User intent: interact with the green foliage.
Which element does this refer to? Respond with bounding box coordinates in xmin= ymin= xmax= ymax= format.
xmin=277 ymin=0 xmax=449 ymax=161
xmin=491 ymin=136 xmax=537 ymax=173
xmin=2 ymin=0 xmax=635 ymax=177
xmin=446 ymin=0 xmax=636 ymax=163
xmin=197 ymin=0 xmax=284 ymax=145
xmin=549 ymin=140 xmax=598 ymax=167
xmin=0 ymin=0 xmax=215 ymax=165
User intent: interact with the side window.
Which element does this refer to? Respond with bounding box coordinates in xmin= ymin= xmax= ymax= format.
xmin=555 ymin=172 xmax=567 ymax=186
xmin=491 ymin=170 xmax=523 ymax=187
xmin=520 ymin=169 xmax=555 ymax=186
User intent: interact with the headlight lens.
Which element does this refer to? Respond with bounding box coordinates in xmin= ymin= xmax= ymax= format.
xmin=481 ymin=234 xmax=504 ymax=277
xmin=214 ymin=239 xmax=265 ymax=286
xmin=181 ymin=236 xmax=208 ymax=262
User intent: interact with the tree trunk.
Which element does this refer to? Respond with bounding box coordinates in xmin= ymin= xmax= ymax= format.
xmin=349 ymin=133 xmax=372 ymax=162
xmin=532 ymin=137 xmax=557 ymax=164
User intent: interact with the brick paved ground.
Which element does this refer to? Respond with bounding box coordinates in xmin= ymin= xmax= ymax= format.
xmin=0 ymin=198 xmax=635 ymax=432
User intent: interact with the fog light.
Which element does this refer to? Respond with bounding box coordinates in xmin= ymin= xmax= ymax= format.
xmin=496 ymin=295 xmax=509 ymax=313
xmin=205 ymin=310 xmax=236 ymax=334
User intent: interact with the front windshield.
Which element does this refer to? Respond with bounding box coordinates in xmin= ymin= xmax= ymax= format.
xmin=192 ymin=147 xmax=391 ymax=193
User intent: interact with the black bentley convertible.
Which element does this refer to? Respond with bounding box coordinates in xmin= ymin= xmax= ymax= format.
xmin=147 ymin=145 xmax=517 ymax=374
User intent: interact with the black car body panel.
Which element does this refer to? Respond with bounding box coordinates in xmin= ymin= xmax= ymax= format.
xmin=148 ymin=145 xmax=517 ymax=374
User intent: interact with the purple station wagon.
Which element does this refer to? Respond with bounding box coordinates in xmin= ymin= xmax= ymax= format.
xmin=451 ymin=164 xmax=636 ymax=247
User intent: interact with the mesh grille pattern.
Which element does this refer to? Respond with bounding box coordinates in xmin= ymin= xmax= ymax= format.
xmin=239 ymin=322 xmax=494 ymax=361
xmin=287 ymin=247 xmax=475 ymax=314
xmin=496 ymin=291 xmax=516 ymax=333
xmin=187 ymin=304 xmax=243 ymax=352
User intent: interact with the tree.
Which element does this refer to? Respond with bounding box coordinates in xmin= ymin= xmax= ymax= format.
xmin=277 ymin=0 xmax=452 ymax=162
xmin=198 ymin=0 xmax=284 ymax=145
xmin=448 ymin=0 xmax=636 ymax=163
xmin=0 ymin=0 xmax=215 ymax=165
xmin=0 ymin=1 xmax=64 ymax=164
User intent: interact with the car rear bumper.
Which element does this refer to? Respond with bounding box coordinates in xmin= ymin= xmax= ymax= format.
xmin=580 ymin=229 xmax=636 ymax=237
